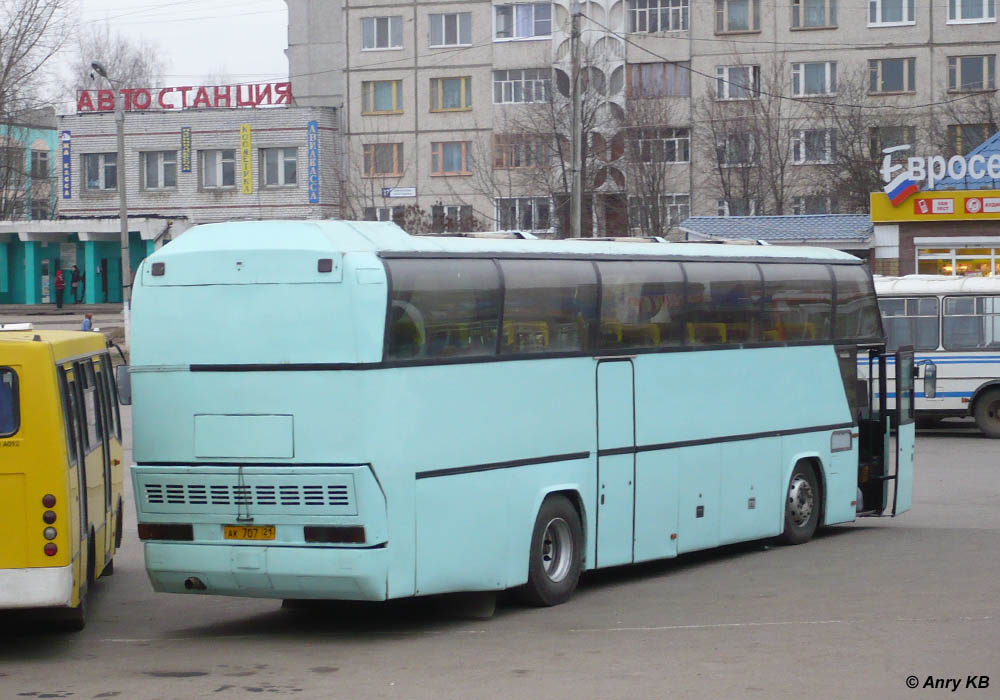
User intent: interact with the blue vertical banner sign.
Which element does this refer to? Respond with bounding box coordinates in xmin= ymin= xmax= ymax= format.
xmin=180 ymin=127 xmax=192 ymax=172
xmin=307 ymin=121 xmax=320 ymax=204
xmin=60 ymin=131 xmax=72 ymax=198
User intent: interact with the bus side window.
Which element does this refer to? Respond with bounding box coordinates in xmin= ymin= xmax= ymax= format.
xmin=93 ymin=357 xmax=113 ymax=442
xmin=0 ymin=368 xmax=20 ymax=437
xmin=59 ymin=369 xmax=80 ymax=466
xmin=833 ymin=266 xmax=882 ymax=341
xmin=760 ymin=263 xmax=833 ymax=342
xmin=596 ymin=260 xmax=685 ymax=351
xmin=101 ymin=353 xmax=122 ymax=441
xmin=77 ymin=360 xmax=102 ymax=452
xmin=683 ymin=262 xmax=763 ymax=345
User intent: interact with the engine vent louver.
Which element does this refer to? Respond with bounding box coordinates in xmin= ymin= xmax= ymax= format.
xmin=141 ymin=477 xmax=357 ymax=515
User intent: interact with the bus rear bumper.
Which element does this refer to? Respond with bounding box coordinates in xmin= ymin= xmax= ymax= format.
xmin=0 ymin=566 xmax=73 ymax=609
xmin=144 ymin=543 xmax=389 ymax=601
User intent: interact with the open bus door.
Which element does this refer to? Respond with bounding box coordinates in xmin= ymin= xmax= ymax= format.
xmin=857 ymin=346 xmax=915 ymax=517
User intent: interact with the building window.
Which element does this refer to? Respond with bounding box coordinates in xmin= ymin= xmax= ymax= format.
xmin=494 ymin=134 xmax=549 ymax=169
xmin=200 ymin=149 xmax=235 ymax=188
xmin=716 ymin=65 xmax=760 ymax=99
xmin=792 ymin=129 xmax=836 ymax=164
xmin=918 ymin=246 xmax=1000 ymax=276
xmin=362 ymin=80 xmax=403 ymax=114
xmin=791 ymin=196 xmax=834 ymax=215
xmin=30 ymin=150 xmax=49 ymax=179
xmin=141 ymin=151 xmax=177 ymax=190
xmin=429 ymin=12 xmax=472 ymax=47
xmin=83 ymin=152 xmax=117 ymax=191
xmin=948 ymin=55 xmax=996 ymax=92
xmin=718 ymin=132 xmax=756 ymax=166
xmin=869 ymin=57 xmax=916 ymax=94
xmin=717 ymin=198 xmax=759 ymax=216
xmin=496 ymin=197 xmax=551 ymax=231
xmin=628 ymin=193 xmax=690 ymax=229
xmin=363 ymin=143 xmax=404 ymax=177
xmin=363 ymin=206 xmax=400 ymax=221
xmin=493 ymin=69 xmax=551 ymax=104
xmin=627 ymin=0 xmax=690 ymax=33
xmin=792 ymin=0 xmax=837 ymax=27
xmin=947 ymin=0 xmax=996 ymax=22
xmin=30 ymin=199 xmax=51 ymax=220
xmin=626 ymin=127 xmax=691 ymax=163
xmin=948 ymin=124 xmax=991 ymax=155
xmin=430 ymin=77 xmax=472 ymax=111
xmin=432 ymin=203 xmax=475 ymax=230
xmin=362 ymin=16 xmax=403 ymax=50
xmin=494 ymin=4 xmax=552 ymax=40
xmin=262 ymin=148 xmax=297 ymax=186
xmin=792 ymin=61 xmax=836 ymax=96
xmin=868 ymin=0 xmax=915 ymax=25
xmin=431 ymin=141 xmax=472 ymax=175
xmin=626 ymin=62 xmax=691 ymax=97
xmin=869 ymin=125 xmax=915 ymax=157
xmin=715 ymin=0 xmax=760 ymax=32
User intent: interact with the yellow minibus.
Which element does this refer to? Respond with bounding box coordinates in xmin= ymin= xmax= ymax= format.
xmin=0 ymin=326 xmax=124 ymax=630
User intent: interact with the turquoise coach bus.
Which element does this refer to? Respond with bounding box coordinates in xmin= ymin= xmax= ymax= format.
xmin=127 ymin=221 xmax=914 ymax=607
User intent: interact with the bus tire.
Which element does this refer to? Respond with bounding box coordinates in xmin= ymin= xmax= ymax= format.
xmin=101 ymin=558 xmax=114 ymax=577
xmin=779 ymin=463 xmax=820 ymax=545
xmin=87 ymin=530 xmax=97 ymax=585
xmin=114 ymin=499 xmax=124 ymax=549
xmin=520 ymin=495 xmax=583 ymax=607
xmin=59 ymin=593 xmax=87 ymax=632
xmin=973 ymin=389 xmax=1000 ymax=438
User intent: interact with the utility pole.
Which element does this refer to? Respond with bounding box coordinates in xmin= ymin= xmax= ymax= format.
xmin=569 ymin=0 xmax=583 ymax=238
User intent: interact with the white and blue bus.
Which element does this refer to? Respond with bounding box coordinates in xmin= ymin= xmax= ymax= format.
xmin=126 ymin=221 xmax=914 ymax=607
xmin=875 ymin=274 xmax=1000 ymax=437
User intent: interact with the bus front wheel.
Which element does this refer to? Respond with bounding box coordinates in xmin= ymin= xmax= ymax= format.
xmin=520 ymin=495 xmax=583 ymax=607
xmin=973 ymin=389 xmax=1000 ymax=438
xmin=779 ymin=464 xmax=820 ymax=545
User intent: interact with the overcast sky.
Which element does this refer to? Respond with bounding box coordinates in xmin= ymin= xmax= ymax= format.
xmin=56 ymin=0 xmax=289 ymax=107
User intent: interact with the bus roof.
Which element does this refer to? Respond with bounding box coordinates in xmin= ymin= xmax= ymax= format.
xmin=874 ymin=274 xmax=1000 ymax=295
xmin=153 ymin=220 xmax=864 ymax=264
xmin=0 ymin=330 xmax=107 ymax=363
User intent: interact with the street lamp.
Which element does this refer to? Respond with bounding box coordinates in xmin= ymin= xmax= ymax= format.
xmin=91 ymin=60 xmax=131 ymax=320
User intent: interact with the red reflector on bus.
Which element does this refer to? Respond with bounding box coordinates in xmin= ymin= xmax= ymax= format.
xmin=137 ymin=523 xmax=194 ymax=541
xmin=44 ymin=543 xmax=57 ymax=556
xmin=42 ymin=494 xmax=56 ymax=508
xmin=304 ymin=526 xmax=366 ymax=544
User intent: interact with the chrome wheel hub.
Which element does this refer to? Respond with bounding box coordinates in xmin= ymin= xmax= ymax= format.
xmin=788 ymin=474 xmax=815 ymax=528
xmin=540 ymin=517 xmax=573 ymax=583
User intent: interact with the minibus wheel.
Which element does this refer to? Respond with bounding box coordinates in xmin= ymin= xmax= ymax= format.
xmin=779 ymin=463 xmax=820 ymax=545
xmin=973 ymin=389 xmax=1000 ymax=438
xmin=114 ymin=499 xmax=124 ymax=548
xmin=520 ymin=495 xmax=583 ymax=606
xmin=59 ymin=593 xmax=87 ymax=632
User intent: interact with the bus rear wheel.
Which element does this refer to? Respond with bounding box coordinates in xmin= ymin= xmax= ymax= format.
xmin=779 ymin=464 xmax=820 ymax=545
xmin=520 ymin=495 xmax=583 ymax=607
xmin=973 ymin=389 xmax=1000 ymax=438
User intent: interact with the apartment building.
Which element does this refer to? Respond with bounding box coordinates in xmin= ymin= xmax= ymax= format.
xmin=286 ymin=0 xmax=1000 ymax=237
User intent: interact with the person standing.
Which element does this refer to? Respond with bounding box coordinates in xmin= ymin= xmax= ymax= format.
xmin=54 ymin=270 xmax=66 ymax=308
xmin=70 ymin=265 xmax=82 ymax=303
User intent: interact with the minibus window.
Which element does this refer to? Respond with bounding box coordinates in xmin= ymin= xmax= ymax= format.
xmin=78 ymin=360 xmax=102 ymax=452
xmin=0 ymin=368 xmax=19 ymax=437
xmin=60 ymin=369 xmax=80 ymax=465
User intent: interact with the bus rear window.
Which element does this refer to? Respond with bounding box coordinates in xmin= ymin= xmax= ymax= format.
xmin=833 ymin=266 xmax=883 ymax=341
xmin=0 ymin=368 xmax=19 ymax=437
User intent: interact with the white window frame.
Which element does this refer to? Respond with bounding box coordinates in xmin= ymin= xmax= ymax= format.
xmin=493 ymin=69 xmax=551 ymax=104
xmin=200 ymin=149 xmax=236 ymax=189
xmin=718 ymin=132 xmax=756 ymax=167
xmin=792 ymin=129 xmax=836 ymax=164
xmin=495 ymin=196 xmax=552 ymax=232
xmin=361 ymin=16 xmax=403 ymax=50
xmin=715 ymin=0 xmax=760 ymax=33
xmin=947 ymin=55 xmax=996 ymax=92
xmin=83 ymin=152 xmax=117 ymax=191
xmin=628 ymin=193 xmax=690 ymax=229
xmin=717 ymin=198 xmax=760 ymax=216
xmin=791 ymin=61 xmax=837 ymax=96
xmin=791 ymin=195 xmax=834 ymax=215
xmin=493 ymin=3 xmax=552 ymax=41
xmin=628 ymin=127 xmax=691 ymax=164
xmin=141 ymin=151 xmax=177 ymax=190
xmin=868 ymin=0 xmax=916 ymax=26
xmin=716 ymin=65 xmax=760 ymax=100
xmin=429 ymin=12 xmax=472 ymax=48
xmin=261 ymin=147 xmax=297 ymax=187
xmin=363 ymin=206 xmax=401 ymax=221
xmin=947 ymin=0 xmax=996 ymax=23
xmin=627 ymin=0 xmax=690 ymax=33
xmin=869 ymin=57 xmax=916 ymax=94
xmin=792 ymin=0 xmax=837 ymax=28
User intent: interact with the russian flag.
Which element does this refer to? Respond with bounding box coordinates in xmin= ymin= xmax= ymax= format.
xmin=884 ymin=172 xmax=919 ymax=207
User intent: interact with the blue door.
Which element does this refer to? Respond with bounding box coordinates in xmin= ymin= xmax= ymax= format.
xmin=596 ymin=360 xmax=635 ymax=567
xmin=893 ymin=348 xmax=915 ymax=515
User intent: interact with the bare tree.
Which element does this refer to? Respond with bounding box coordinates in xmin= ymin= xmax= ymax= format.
xmin=63 ymin=22 xmax=167 ymax=98
xmin=928 ymin=90 xmax=1000 ymax=158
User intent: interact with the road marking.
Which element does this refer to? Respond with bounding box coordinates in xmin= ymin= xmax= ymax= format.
xmin=569 ymin=619 xmax=845 ymax=633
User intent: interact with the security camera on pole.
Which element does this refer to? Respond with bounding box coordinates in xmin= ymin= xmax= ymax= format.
xmin=90 ymin=61 xmax=131 ymax=342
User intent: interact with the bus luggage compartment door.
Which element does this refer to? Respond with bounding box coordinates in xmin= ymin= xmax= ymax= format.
xmin=595 ymin=359 xmax=636 ymax=568
xmin=893 ymin=348 xmax=915 ymax=515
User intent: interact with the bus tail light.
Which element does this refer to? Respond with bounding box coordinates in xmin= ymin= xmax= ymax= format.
xmin=304 ymin=526 xmax=366 ymax=544
xmin=42 ymin=494 xmax=56 ymax=508
xmin=137 ymin=523 xmax=194 ymax=541
xmin=43 ymin=510 xmax=56 ymax=524
xmin=44 ymin=543 xmax=58 ymax=556
xmin=43 ymin=527 xmax=57 ymax=540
